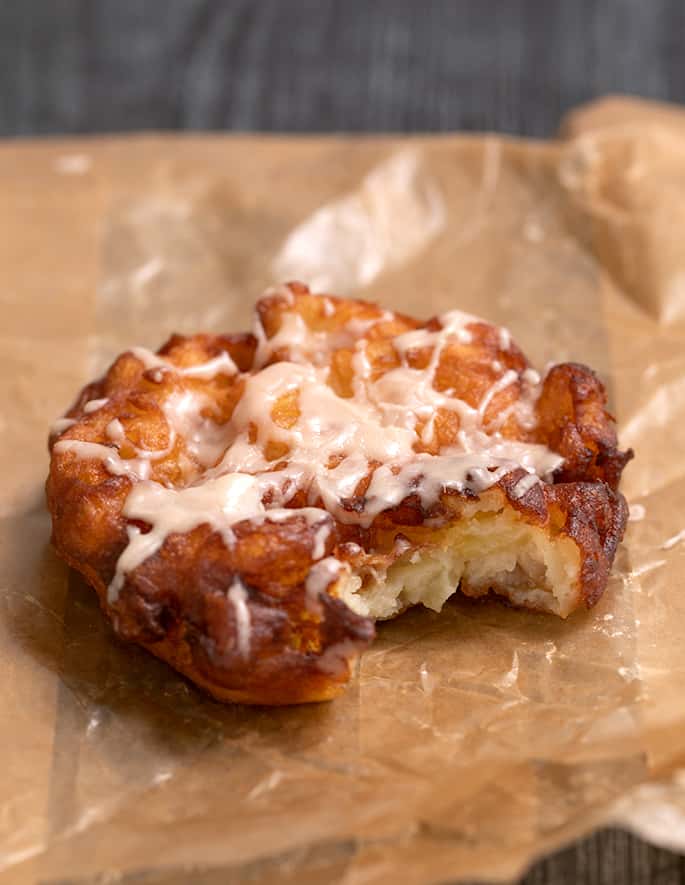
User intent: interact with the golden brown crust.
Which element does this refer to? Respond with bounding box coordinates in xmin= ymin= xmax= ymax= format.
xmin=47 ymin=283 xmax=631 ymax=704
xmin=534 ymin=362 xmax=634 ymax=491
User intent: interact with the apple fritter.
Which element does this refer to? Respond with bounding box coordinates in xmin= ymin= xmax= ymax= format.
xmin=47 ymin=282 xmax=631 ymax=704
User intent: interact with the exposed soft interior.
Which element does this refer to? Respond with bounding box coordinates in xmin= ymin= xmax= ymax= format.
xmin=338 ymin=506 xmax=581 ymax=620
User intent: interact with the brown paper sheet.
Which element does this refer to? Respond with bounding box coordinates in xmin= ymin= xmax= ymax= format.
xmin=3 ymin=97 xmax=685 ymax=884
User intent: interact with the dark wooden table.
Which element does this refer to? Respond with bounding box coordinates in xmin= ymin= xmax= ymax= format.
xmin=3 ymin=2 xmax=685 ymax=883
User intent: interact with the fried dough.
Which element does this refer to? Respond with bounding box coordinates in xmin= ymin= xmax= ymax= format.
xmin=47 ymin=283 xmax=631 ymax=704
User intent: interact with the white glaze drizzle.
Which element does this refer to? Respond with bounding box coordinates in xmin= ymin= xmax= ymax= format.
xmin=177 ymin=352 xmax=238 ymax=379
xmin=129 ymin=346 xmax=169 ymax=370
xmin=105 ymin=414 xmax=178 ymax=463
xmin=106 ymin=418 xmax=126 ymax=445
xmin=109 ymin=473 xmax=267 ymax=600
xmin=515 ymin=367 xmax=544 ymax=431
xmin=83 ymin=397 xmax=109 ymax=413
xmin=228 ymin=580 xmax=251 ymax=657
xmin=477 ymin=369 xmax=518 ymax=423
xmin=54 ymin=439 xmax=152 ymax=480
xmin=253 ymin=309 xmax=384 ymax=368
xmin=129 ymin=346 xmax=238 ymax=379
xmin=161 ymin=390 xmax=228 ymax=467
xmin=59 ymin=294 xmax=562 ymax=608
xmin=510 ymin=472 xmax=541 ymax=500
xmin=305 ymin=557 xmax=346 ymax=613
xmin=107 ymin=474 xmax=333 ymax=602
xmin=312 ymin=523 xmax=331 ymax=560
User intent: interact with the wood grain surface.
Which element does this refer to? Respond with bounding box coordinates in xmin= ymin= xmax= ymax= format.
xmin=2 ymin=1 xmax=685 ymax=883
xmin=2 ymin=0 xmax=685 ymax=137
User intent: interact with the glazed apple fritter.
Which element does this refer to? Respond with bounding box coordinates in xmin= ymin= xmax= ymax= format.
xmin=47 ymin=282 xmax=632 ymax=704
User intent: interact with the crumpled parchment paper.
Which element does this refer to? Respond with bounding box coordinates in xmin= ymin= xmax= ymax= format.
xmin=3 ymin=97 xmax=685 ymax=884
